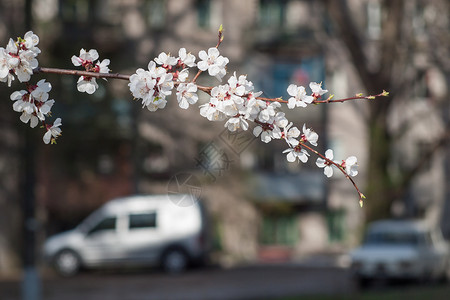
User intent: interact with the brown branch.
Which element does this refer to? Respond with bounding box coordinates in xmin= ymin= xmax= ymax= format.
xmin=302 ymin=143 xmax=365 ymax=205
xmin=34 ymin=67 xmax=130 ymax=80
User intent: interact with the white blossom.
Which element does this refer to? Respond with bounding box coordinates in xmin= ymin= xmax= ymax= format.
xmin=197 ymin=47 xmax=229 ymax=81
xmin=225 ymin=115 xmax=249 ymax=132
xmin=310 ymin=82 xmax=328 ymax=99
xmin=245 ymin=98 xmax=266 ymax=121
xmin=97 ymin=59 xmax=110 ymax=74
xmin=273 ymin=122 xmax=300 ymax=147
xmin=0 ymin=48 xmax=14 ymax=84
xmin=43 ymin=118 xmax=62 ymax=144
xmin=77 ymin=76 xmax=98 ymax=94
xmin=283 ymin=145 xmax=310 ymax=163
xmin=258 ymin=101 xmax=281 ymax=123
xmin=71 ymin=49 xmax=98 ymax=66
xmin=227 ymin=72 xmax=246 ymax=96
xmin=177 ymin=68 xmax=189 ymax=82
xmin=253 ymin=126 xmax=274 ymax=143
xmin=178 ymin=48 xmax=196 ymax=67
xmin=72 ymin=49 xmax=110 ymax=94
xmin=23 ymin=31 xmax=41 ymax=55
xmin=253 ymin=112 xmax=287 ymax=143
xmin=316 ymin=149 xmax=335 ymax=178
xmin=128 ymin=61 xmax=174 ymax=111
xmin=155 ymin=52 xmax=177 ymax=67
xmin=287 ymin=84 xmax=314 ymax=109
xmin=10 ymin=79 xmax=54 ymax=128
xmin=2 ymin=34 xmax=40 ymax=84
xmin=301 ymin=124 xmax=318 ymax=146
xmin=31 ymin=79 xmax=51 ymax=101
xmin=345 ymin=156 xmax=358 ymax=177
xmin=176 ymin=83 xmax=198 ymax=109
xmin=199 ymin=97 xmax=225 ymax=121
xmin=146 ymin=98 xmax=167 ymax=112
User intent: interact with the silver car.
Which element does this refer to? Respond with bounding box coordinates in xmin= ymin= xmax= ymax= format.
xmin=350 ymin=219 xmax=450 ymax=286
xmin=43 ymin=194 xmax=208 ymax=276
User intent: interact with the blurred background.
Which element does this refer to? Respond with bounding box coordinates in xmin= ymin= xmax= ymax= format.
xmin=0 ymin=0 xmax=449 ymax=299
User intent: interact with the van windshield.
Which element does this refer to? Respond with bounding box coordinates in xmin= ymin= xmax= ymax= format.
xmin=76 ymin=209 xmax=104 ymax=233
xmin=363 ymin=231 xmax=423 ymax=246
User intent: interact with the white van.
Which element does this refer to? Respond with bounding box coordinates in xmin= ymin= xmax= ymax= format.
xmin=43 ymin=194 xmax=209 ymax=276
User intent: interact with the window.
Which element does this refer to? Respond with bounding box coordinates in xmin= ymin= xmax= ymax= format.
xmin=260 ymin=215 xmax=297 ymax=246
xmin=88 ymin=216 xmax=116 ymax=234
xmin=259 ymin=0 xmax=287 ymax=28
xmin=59 ymin=0 xmax=90 ymax=23
xmin=129 ymin=212 xmax=157 ymax=229
xmin=327 ymin=210 xmax=345 ymax=242
xmin=146 ymin=0 xmax=166 ymax=29
xmin=196 ymin=0 xmax=211 ymax=29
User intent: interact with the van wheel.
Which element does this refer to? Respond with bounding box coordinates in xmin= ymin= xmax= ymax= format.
xmin=161 ymin=248 xmax=188 ymax=274
xmin=54 ymin=249 xmax=81 ymax=276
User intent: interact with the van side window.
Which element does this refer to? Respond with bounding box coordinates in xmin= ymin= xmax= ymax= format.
xmin=129 ymin=213 xmax=157 ymax=229
xmin=88 ymin=216 xmax=116 ymax=235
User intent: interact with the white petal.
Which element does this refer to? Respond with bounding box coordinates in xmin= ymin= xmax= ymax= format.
xmin=43 ymin=131 xmax=51 ymax=144
xmin=197 ymin=61 xmax=208 ymax=71
xmin=316 ymin=158 xmax=326 ymax=168
xmin=198 ymin=50 xmax=208 ymax=61
xmin=287 ymin=84 xmax=298 ymax=97
xmin=286 ymin=151 xmax=296 ymax=162
xmin=71 ymin=56 xmax=81 ymax=66
xmin=324 ymin=166 xmax=333 ymax=177
xmin=325 ymin=149 xmax=334 ymax=160
xmin=253 ymin=126 xmax=262 ymax=137
xmin=287 ymin=98 xmax=297 ymax=109
xmin=346 ymin=156 xmax=357 ymax=166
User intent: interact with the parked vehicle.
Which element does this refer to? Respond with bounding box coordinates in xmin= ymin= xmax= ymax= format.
xmin=43 ymin=194 xmax=209 ymax=276
xmin=350 ymin=219 xmax=450 ymax=286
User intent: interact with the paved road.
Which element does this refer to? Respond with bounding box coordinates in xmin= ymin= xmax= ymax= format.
xmin=0 ymin=265 xmax=355 ymax=300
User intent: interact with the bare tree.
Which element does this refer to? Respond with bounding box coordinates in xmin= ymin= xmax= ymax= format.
xmin=324 ymin=0 xmax=449 ymax=220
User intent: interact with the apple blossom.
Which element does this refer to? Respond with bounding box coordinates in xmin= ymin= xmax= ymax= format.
xmin=43 ymin=118 xmax=62 ymax=144
xmin=253 ymin=112 xmax=287 ymax=143
xmin=199 ymin=97 xmax=226 ymax=121
xmin=225 ymin=115 xmax=249 ymax=132
xmin=72 ymin=48 xmax=110 ymax=94
xmin=1 ymin=32 xmax=40 ymax=85
xmin=177 ymin=69 xmax=189 ymax=82
xmin=0 ymin=29 xmax=390 ymax=207
xmin=273 ymin=122 xmax=300 ymax=147
xmin=310 ymin=82 xmax=328 ymax=99
xmin=155 ymin=52 xmax=178 ymax=68
xmin=178 ymin=48 xmax=196 ymax=68
xmin=287 ymin=84 xmax=313 ymax=109
xmin=197 ymin=47 xmax=229 ymax=80
xmin=10 ymin=79 xmax=55 ymax=127
xmin=283 ymin=144 xmax=310 ymax=163
xmin=316 ymin=149 xmax=335 ymax=178
xmin=0 ymin=48 xmax=11 ymax=80
xmin=301 ymin=124 xmax=319 ymax=146
xmin=128 ymin=61 xmax=174 ymax=111
xmin=176 ymin=83 xmax=198 ymax=109
xmin=344 ymin=156 xmax=359 ymax=177
xmin=23 ymin=31 xmax=41 ymax=54
xmin=258 ymin=102 xmax=281 ymax=123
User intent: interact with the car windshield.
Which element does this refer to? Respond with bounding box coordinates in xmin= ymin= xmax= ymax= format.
xmin=363 ymin=231 xmax=423 ymax=246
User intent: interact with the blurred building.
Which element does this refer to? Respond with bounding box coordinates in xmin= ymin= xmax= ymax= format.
xmin=0 ymin=0 xmax=448 ymax=273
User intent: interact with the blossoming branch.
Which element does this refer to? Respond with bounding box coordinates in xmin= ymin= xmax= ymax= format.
xmin=0 ymin=28 xmax=388 ymax=207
